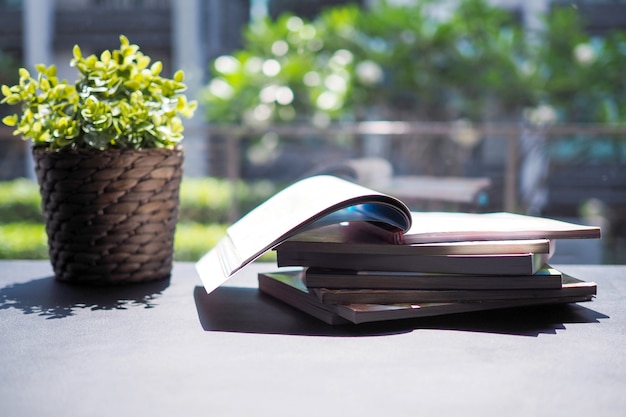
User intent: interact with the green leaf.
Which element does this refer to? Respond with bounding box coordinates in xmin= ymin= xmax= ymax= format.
xmin=101 ymin=50 xmax=112 ymax=64
xmin=151 ymin=61 xmax=163 ymax=76
xmin=137 ymin=55 xmax=151 ymax=70
xmin=1 ymin=84 xmax=11 ymax=98
xmin=73 ymin=44 xmax=83 ymax=60
xmin=124 ymin=80 xmax=141 ymax=90
xmin=18 ymin=68 xmax=30 ymax=79
xmin=46 ymin=65 xmax=57 ymax=77
xmin=40 ymin=78 xmax=50 ymax=91
xmin=2 ymin=114 xmax=18 ymax=126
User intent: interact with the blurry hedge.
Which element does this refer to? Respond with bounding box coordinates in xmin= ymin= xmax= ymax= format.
xmin=0 ymin=222 xmax=48 ymax=259
xmin=0 ymin=177 xmax=278 ymax=261
xmin=0 ymin=179 xmax=44 ymax=223
xmin=179 ymin=177 xmax=277 ymax=223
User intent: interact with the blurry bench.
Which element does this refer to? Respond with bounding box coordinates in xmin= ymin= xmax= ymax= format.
xmin=373 ymin=175 xmax=491 ymax=211
xmin=306 ymin=157 xmax=492 ymax=211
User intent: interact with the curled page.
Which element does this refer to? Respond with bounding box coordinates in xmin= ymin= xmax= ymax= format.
xmin=196 ymin=175 xmax=411 ymax=294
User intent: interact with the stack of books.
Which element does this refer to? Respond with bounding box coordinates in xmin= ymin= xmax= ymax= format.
xmin=196 ymin=176 xmax=601 ymax=326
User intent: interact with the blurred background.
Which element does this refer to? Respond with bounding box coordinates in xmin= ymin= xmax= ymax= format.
xmin=1 ymin=0 xmax=625 ymax=263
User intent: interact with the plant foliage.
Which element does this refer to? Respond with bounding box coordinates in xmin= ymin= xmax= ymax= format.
xmin=1 ymin=35 xmax=198 ymax=150
xmin=201 ymin=0 xmax=626 ymax=125
xmin=0 ymin=179 xmax=43 ymax=223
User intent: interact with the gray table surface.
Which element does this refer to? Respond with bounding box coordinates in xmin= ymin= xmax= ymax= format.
xmin=1 ymin=260 xmax=624 ymax=417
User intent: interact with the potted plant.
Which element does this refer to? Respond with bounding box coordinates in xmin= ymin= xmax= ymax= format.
xmin=1 ymin=35 xmax=197 ymax=284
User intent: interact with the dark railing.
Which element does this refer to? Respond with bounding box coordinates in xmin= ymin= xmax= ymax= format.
xmin=56 ymin=0 xmax=171 ymax=10
xmin=201 ymin=122 xmax=626 ymax=212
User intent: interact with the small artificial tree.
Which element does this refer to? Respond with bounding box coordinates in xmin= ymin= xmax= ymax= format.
xmin=1 ymin=35 xmax=197 ymax=150
xmin=0 ymin=36 xmax=198 ymax=284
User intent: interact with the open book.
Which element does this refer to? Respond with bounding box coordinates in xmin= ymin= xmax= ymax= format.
xmin=196 ymin=175 xmax=601 ymax=294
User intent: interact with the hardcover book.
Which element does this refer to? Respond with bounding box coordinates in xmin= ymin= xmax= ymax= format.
xmin=310 ymin=272 xmax=597 ymax=304
xmin=258 ymin=270 xmax=596 ymax=325
xmin=303 ymin=266 xmax=564 ymax=290
xmin=275 ymin=248 xmax=549 ymax=276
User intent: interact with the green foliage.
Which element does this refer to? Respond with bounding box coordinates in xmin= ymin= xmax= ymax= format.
xmin=173 ymin=222 xmax=228 ymax=261
xmin=174 ymin=221 xmax=275 ymax=262
xmin=1 ymin=35 xmax=198 ymax=150
xmin=180 ymin=177 xmax=278 ymax=223
xmin=0 ymin=179 xmax=43 ymax=223
xmin=0 ymin=223 xmax=48 ymax=259
xmin=201 ymin=8 xmax=362 ymax=126
xmin=179 ymin=177 xmax=235 ymax=222
xmin=201 ymin=0 xmax=626 ymax=125
xmin=532 ymin=8 xmax=626 ymax=123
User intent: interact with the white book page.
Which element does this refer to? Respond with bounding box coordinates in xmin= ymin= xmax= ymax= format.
xmin=196 ymin=175 xmax=410 ymax=294
xmin=404 ymin=212 xmax=601 ymax=243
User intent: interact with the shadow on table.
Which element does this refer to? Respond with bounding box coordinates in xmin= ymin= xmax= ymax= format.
xmin=0 ymin=275 xmax=170 ymax=319
xmin=194 ymin=285 xmax=608 ymax=337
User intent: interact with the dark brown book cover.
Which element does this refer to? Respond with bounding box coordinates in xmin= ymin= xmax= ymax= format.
xmin=304 ymin=266 xmax=564 ymax=290
xmin=258 ymin=270 xmax=596 ymax=325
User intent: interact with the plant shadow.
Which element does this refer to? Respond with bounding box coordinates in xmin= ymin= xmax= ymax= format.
xmin=0 ymin=275 xmax=170 ymax=319
xmin=194 ymin=285 xmax=608 ymax=337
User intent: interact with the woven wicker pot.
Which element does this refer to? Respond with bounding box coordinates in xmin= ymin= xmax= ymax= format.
xmin=33 ymin=147 xmax=184 ymax=285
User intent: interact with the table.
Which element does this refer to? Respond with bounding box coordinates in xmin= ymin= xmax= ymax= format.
xmin=1 ymin=260 xmax=624 ymax=417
